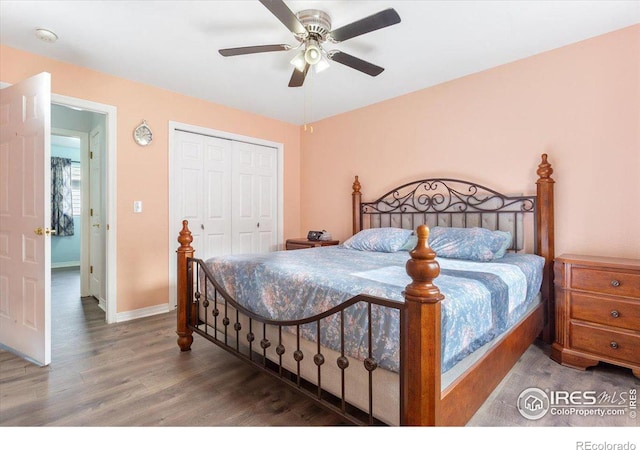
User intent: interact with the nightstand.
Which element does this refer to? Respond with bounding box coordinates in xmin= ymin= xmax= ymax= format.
xmin=551 ymin=254 xmax=640 ymax=378
xmin=285 ymin=238 xmax=340 ymax=250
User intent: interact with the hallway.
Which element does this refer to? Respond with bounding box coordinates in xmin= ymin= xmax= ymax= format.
xmin=51 ymin=267 xmax=105 ymax=344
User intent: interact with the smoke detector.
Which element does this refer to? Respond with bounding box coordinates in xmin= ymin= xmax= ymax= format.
xmin=35 ymin=28 xmax=58 ymax=43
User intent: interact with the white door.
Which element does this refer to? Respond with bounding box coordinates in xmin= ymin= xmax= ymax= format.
xmin=169 ymin=124 xmax=282 ymax=309
xmin=232 ymin=141 xmax=277 ymax=254
xmin=174 ymin=131 xmax=233 ymax=259
xmin=0 ymin=72 xmax=52 ymax=366
xmin=203 ymin=135 xmax=233 ymax=256
xmin=89 ymin=126 xmax=104 ymax=302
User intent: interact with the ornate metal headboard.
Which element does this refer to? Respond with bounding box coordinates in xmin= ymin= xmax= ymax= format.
xmin=350 ymin=153 xmax=555 ymax=341
xmin=353 ymin=177 xmax=537 ymax=253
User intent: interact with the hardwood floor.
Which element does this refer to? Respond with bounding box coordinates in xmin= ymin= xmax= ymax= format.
xmin=1 ymin=267 xmax=638 ymax=430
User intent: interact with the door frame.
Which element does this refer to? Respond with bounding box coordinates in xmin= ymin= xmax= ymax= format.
xmin=52 ymin=94 xmax=118 ymax=324
xmin=167 ymin=121 xmax=284 ymax=310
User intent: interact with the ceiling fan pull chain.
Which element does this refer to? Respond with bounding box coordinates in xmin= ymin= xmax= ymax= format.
xmin=304 ymin=71 xmax=314 ymax=133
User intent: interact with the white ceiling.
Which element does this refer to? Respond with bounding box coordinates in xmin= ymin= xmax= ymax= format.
xmin=1 ymin=1 xmax=639 ymax=125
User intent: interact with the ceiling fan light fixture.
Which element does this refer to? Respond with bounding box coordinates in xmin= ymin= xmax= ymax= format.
xmin=304 ymin=40 xmax=322 ymax=65
xmin=314 ymin=55 xmax=330 ymax=73
xmin=290 ymin=51 xmax=306 ymax=72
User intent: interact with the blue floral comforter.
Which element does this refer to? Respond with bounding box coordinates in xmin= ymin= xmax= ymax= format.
xmin=204 ymin=247 xmax=544 ymax=373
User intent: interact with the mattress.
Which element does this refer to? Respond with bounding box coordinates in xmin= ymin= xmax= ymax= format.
xmin=203 ymin=246 xmax=544 ymax=373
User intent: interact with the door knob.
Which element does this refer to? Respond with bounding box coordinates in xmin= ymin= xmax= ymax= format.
xmin=34 ymin=227 xmax=56 ymax=235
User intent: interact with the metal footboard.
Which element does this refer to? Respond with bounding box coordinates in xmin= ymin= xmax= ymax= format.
xmin=186 ymin=257 xmax=405 ymax=426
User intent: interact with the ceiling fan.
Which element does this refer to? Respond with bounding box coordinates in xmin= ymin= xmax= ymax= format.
xmin=218 ymin=0 xmax=401 ymax=87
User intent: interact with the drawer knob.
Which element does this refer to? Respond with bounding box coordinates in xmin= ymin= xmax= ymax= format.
xmin=610 ymin=279 xmax=620 ymax=287
xmin=610 ymin=310 xmax=620 ymax=318
xmin=610 ymin=341 xmax=619 ymax=349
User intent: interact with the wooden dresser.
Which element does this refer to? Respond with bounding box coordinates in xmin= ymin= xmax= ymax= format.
xmin=285 ymin=238 xmax=340 ymax=250
xmin=551 ymin=254 xmax=640 ymax=378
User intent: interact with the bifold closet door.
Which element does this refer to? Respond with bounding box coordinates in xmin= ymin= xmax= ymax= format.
xmin=231 ymin=141 xmax=277 ymax=254
xmin=174 ymin=130 xmax=277 ymax=260
xmin=174 ymin=131 xmax=232 ymax=259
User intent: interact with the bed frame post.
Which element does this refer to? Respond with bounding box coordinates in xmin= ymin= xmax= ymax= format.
xmin=352 ymin=176 xmax=362 ymax=235
xmin=402 ymin=225 xmax=444 ymax=426
xmin=176 ymin=220 xmax=194 ymax=352
xmin=536 ymin=154 xmax=555 ymax=343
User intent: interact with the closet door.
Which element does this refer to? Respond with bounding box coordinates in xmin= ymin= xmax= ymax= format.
xmin=231 ymin=141 xmax=277 ymax=254
xmin=170 ymin=127 xmax=280 ymax=310
xmin=203 ymin=136 xmax=232 ymax=256
xmin=174 ymin=131 xmax=232 ymax=259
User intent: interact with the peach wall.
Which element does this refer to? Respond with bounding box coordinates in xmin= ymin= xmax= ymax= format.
xmin=2 ymin=23 xmax=638 ymax=317
xmin=301 ymin=25 xmax=640 ymax=259
xmin=0 ymin=45 xmax=301 ymax=314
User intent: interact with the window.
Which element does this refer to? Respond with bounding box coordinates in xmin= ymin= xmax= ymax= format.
xmin=71 ymin=162 xmax=81 ymax=216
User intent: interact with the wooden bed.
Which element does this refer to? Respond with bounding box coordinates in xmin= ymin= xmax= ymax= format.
xmin=175 ymin=153 xmax=555 ymax=426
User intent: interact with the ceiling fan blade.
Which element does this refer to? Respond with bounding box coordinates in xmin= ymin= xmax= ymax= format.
xmin=259 ymin=0 xmax=307 ymax=36
xmin=329 ymin=8 xmax=401 ymax=43
xmin=328 ymin=51 xmax=384 ymax=77
xmin=288 ymin=63 xmax=309 ymax=87
xmin=219 ymin=44 xmax=291 ymax=57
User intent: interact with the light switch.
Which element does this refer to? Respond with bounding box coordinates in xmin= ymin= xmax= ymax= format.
xmin=133 ymin=201 xmax=143 ymax=213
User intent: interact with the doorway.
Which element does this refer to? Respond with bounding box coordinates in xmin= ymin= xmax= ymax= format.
xmin=51 ymin=95 xmax=118 ymax=324
xmin=51 ymin=118 xmax=107 ymax=315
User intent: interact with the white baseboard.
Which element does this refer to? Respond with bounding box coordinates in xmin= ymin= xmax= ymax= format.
xmin=115 ymin=303 xmax=170 ymax=323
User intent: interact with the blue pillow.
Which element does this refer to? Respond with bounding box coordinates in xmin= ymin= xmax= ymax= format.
xmin=341 ymin=227 xmax=414 ymax=253
xmin=492 ymin=230 xmax=512 ymax=259
xmin=428 ymin=227 xmax=506 ymax=262
xmin=400 ymin=233 xmax=418 ymax=251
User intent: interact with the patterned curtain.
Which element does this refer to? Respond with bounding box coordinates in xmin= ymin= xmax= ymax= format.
xmin=51 ymin=157 xmax=74 ymax=236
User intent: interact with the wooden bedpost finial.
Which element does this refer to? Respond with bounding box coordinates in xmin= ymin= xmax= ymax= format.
xmin=536 ymin=153 xmax=554 ymax=183
xmin=405 ymin=225 xmax=444 ymax=303
xmin=403 ymin=224 xmax=443 ymax=425
xmin=176 ymin=219 xmax=194 ymax=352
xmin=352 ymin=175 xmax=361 ymax=194
xmin=535 ymin=153 xmax=555 ymax=343
xmin=178 ymin=220 xmax=193 ymax=251
xmin=352 ymin=176 xmax=363 ymax=235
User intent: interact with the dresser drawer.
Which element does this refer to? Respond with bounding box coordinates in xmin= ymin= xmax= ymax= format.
xmin=570 ymin=267 xmax=640 ymax=298
xmin=571 ymin=292 xmax=640 ymax=331
xmin=286 ymin=242 xmax=313 ymax=250
xmin=570 ymin=322 xmax=640 ymax=365
xmin=285 ymin=239 xmax=340 ymax=250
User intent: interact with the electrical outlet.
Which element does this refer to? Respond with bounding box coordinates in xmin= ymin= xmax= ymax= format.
xmin=133 ymin=201 xmax=142 ymax=213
